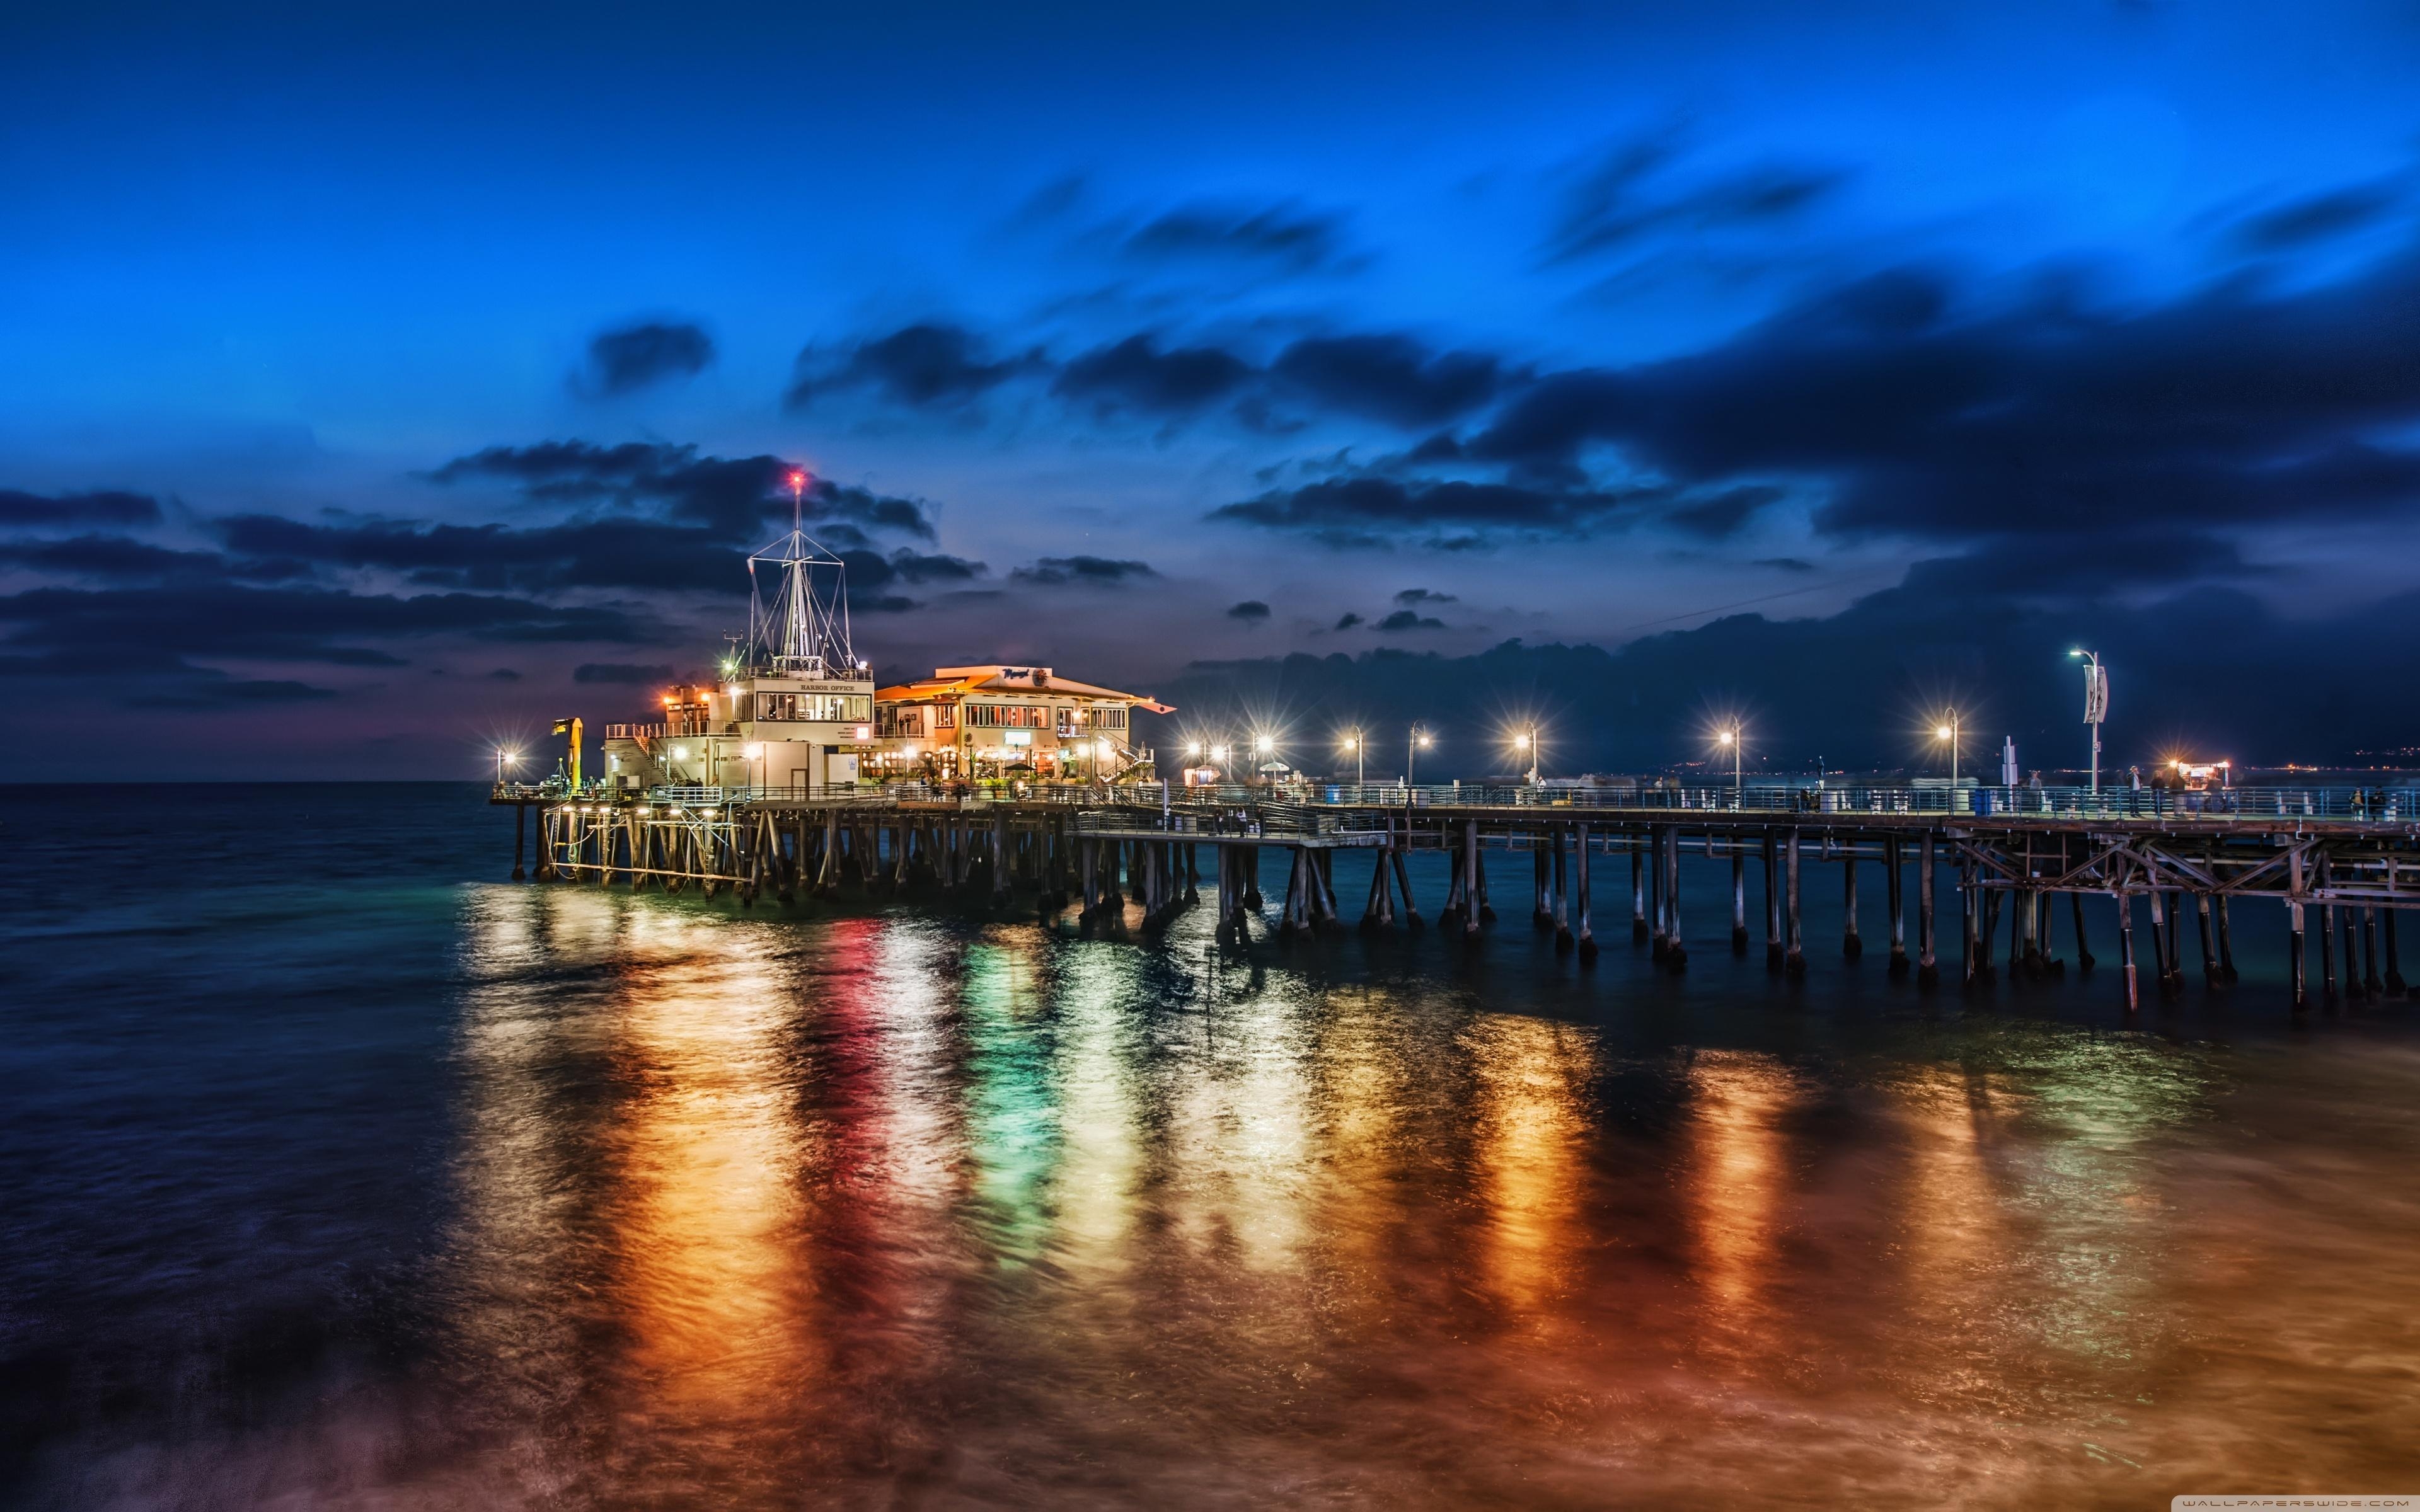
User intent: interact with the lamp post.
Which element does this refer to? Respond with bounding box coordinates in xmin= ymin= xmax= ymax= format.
xmin=494 ymin=748 xmax=516 ymax=786
xmin=1717 ymin=725 xmax=1742 ymax=801
xmin=1513 ymin=724 xmax=1540 ymax=785
xmin=1209 ymin=742 xmax=1230 ymax=784
xmin=2069 ymin=648 xmax=2106 ymax=794
xmin=1408 ymin=723 xmax=1432 ymax=792
xmin=1933 ymin=713 xmax=1961 ymax=788
xmin=1343 ymin=730 xmax=1364 ymax=788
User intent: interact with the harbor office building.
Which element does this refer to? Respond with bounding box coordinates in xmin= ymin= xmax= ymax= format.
xmin=870 ymin=665 xmax=1173 ymax=780
xmin=601 ymin=670 xmax=877 ymax=793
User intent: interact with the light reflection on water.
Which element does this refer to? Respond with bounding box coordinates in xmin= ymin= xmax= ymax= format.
xmin=14 ymin=844 xmax=2420 ymax=1509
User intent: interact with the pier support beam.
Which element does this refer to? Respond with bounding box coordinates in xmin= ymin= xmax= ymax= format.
xmin=1886 ymin=837 xmax=1908 ymax=975
xmin=2118 ymin=891 xmax=2139 ymax=1012
xmin=1663 ymin=825 xmax=1686 ymax=970
xmin=1731 ymin=849 xmax=1749 ymax=954
xmin=2196 ymin=891 xmax=2220 ymax=988
xmin=2383 ymin=907 xmax=2405 ymax=997
xmin=1763 ymin=833 xmax=1783 ymax=972
xmin=1917 ymin=833 xmax=1937 ymax=987
xmin=1783 ymin=828 xmax=1804 ymax=978
xmin=1553 ymin=828 xmax=1574 ymax=953
xmin=511 ymin=805 xmax=527 ymax=881
xmin=1576 ymin=823 xmax=1596 ymax=963
xmin=1843 ymin=856 xmax=1862 ymax=958
xmin=1633 ymin=844 xmax=1648 ymax=942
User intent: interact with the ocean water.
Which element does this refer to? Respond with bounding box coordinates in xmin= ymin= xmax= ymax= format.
xmin=4 ymin=784 xmax=2417 ymax=1509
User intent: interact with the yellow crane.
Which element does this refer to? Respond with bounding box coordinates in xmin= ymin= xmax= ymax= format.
xmin=552 ymin=716 xmax=584 ymax=789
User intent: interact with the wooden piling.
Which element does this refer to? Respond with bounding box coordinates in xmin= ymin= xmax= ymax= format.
xmin=1553 ymin=827 xmax=1574 ymax=952
xmin=1843 ymin=855 xmax=1862 ymax=958
xmin=1664 ymin=825 xmax=1687 ymax=969
xmin=2196 ymin=891 xmax=2220 ymax=987
xmin=1576 ymin=823 xmax=1596 ymax=962
xmin=1783 ymin=828 xmax=1804 ymax=978
xmin=2288 ymin=849 xmax=2308 ymax=1011
xmin=1463 ymin=820 xmax=1482 ymax=939
xmin=1731 ymin=849 xmax=1749 ymax=954
xmin=1886 ymin=837 xmax=1908 ymax=975
xmin=2118 ymin=890 xmax=2139 ymax=1012
xmin=1763 ymin=833 xmax=1784 ymax=972
xmin=1960 ymin=860 xmax=1977 ymax=987
xmin=1917 ymin=833 xmax=1938 ymax=987
xmin=1633 ymin=845 xmax=1649 ymax=942
xmin=511 ymin=804 xmax=527 ymax=881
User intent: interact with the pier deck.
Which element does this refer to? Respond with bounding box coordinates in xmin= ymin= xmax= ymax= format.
xmin=492 ymin=780 xmax=2418 ymax=1009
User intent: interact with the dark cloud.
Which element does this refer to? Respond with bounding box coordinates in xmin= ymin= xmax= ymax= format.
xmin=1754 ymin=556 xmax=1817 ymax=573
xmin=1466 ymin=251 xmax=2420 ymax=540
xmin=216 ymin=513 xmax=740 ymax=593
xmin=127 ymin=678 xmax=342 ymax=709
xmin=1667 ymin=485 xmax=1782 ymax=539
xmin=1226 ymin=599 xmax=1271 ymax=621
xmin=1211 ymin=475 xmax=1649 ymax=545
xmin=424 ymin=441 xmax=937 ymax=541
xmin=485 ymin=667 xmax=521 ymax=680
xmin=786 ymin=323 xmax=1042 ymax=411
xmin=1374 ymin=609 xmax=1446 ymax=632
xmin=1393 ymin=588 xmax=1456 ymax=605
xmin=1010 ymin=554 xmax=1158 ymax=586
xmin=1545 ymin=133 xmax=1845 ymax=264
xmin=0 ymin=583 xmax=659 ymax=673
xmin=1122 ymin=202 xmax=1349 ymax=272
xmin=1159 ymin=571 xmax=2420 ymax=776
xmin=2232 ymin=183 xmax=2400 ymax=252
xmin=573 ymin=662 xmax=677 ymax=684
xmin=0 ymin=534 xmax=303 ymax=582
xmin=0 ymin=488 xmax=163 ymax=529
xmin=1269 ymin=334 xmax=1506 ymax=428
xmin=1054 ymin=335 xmax=1253 ymax=413
xmin=1334 ymin=612 xmax=1364 ymax=630
xmin=576 ymin=319 xmax=715 ymax=397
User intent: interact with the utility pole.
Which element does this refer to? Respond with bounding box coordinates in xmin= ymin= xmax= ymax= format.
xmin=2071 ymin=648 xmax=2107 ymax=794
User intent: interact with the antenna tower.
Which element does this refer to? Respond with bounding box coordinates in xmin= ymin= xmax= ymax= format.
xmin=746 ymin=470 xmax=858 ymax=677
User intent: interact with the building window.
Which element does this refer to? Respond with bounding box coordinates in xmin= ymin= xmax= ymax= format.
xmin=754 ymin=692 xmax=871 ymax=723
xmin=965 ymin=703 xmax=1047 ymax=728
xmin=936 ymin=703 xmax=955 ymax=728
xmin=875 ymin=706 xmax=926 ymax=738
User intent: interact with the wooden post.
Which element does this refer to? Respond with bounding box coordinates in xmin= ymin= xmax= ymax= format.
xmin=1886 ymin=837 xmax=1908 ymax=975
xmin=1576 ymin=823 xmax=1596 ymax=963
xmin=2215 ymin=894 xmax=2236 ymax=982
xmin=2118 ymin=889 xmax=2139 ymax=1012
xmin=2158 ymin=885 xmax=2178 ymax=992
xmin=1764 ymin=832 xmax=1783 ymax=972
xmin=2288 ymin=848 xmax=2308 ymax=1012
xmin=1648 ymin=828 xmax=1668 ymax=962
xmin=1961 ymin=859 xmax=1978 ymax=987
xmin=1463 ymin=820 xmax=1482 ymax=939
xmin=511 ymin=804 xmax=527 ymax=881
xmin=2382 ymin=907 xmax=2405 ymax=997
xmin=2342 ymin=896 xmax=2366 ymax=1004
xmin=1633 ymin=843 xmax=1649 ymax=941
xmin=2195 ymin=891 xmax=2219 ymax=987
xmin=1553 ymin=827 xmax=1574 ymax=953
xmin=1917 ymin=832 xmax=1938 ymax=987
xmin=1533 ymin=840 xmax=1553 ymax=929
xmin=1842 ymin=855 xmax=1862 ymax=958
xmin=1664 ymin=825 xmax=1687 ymax=968
xmin=2071 ymin=890 xmax=2093 ymax=970
xmin=1784 ymin=827 xmax=1804 ymax=978
xmin=1731 ymin=848 xmax=1749 ymax=954
xmin=1393 ymin=842 xmax=1421 ymax=931
xmin=2317 ymin=856 xmax=2339 ymax=1007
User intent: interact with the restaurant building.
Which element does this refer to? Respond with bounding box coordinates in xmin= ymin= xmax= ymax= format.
xmin=870 ymin=665 xmax=1173 ymax=781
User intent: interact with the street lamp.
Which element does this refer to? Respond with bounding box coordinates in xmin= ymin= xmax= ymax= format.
xmin=494 ymin=747 xmax=517 ymax=786
xmin=1717 ymin=724 xmax=1742 ymax=796
xmin=1512 ymin=723 xmax=1540 ymax=785
xmin=1933 ymin=713 xmax=1961 ymax=788
xmin=1342 ymin=730 xmax=1364 ymax=787
xmin=2070 ymin=649 xmax=2107 ymax=794
xmin=1408 ymin=723 xmax=1432 ymax=791
xmin=1253 ymin=733 xmax=1274 ymax=782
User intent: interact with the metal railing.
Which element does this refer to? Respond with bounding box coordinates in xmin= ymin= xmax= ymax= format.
xmin=497 ymin=778 xmax=2419 ymax=825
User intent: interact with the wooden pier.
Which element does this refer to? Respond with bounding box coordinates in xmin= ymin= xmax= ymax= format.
xmin=494 ymin=782 xmax=2419 ymax=1011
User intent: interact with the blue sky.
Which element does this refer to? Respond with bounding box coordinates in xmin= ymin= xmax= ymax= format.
xmin=5 ymin=1 xmax=2419 ymax=778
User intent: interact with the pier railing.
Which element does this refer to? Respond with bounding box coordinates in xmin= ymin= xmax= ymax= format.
xmin=498 ymin=779 xmax=2418 ymax=825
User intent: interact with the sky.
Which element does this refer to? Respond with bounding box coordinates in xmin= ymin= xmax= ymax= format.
xmin=5 ymin=0 xmax=2419 ymax=781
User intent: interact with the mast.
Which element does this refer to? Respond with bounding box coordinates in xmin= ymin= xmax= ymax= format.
xmin=746 ymin=469 xmax=861 ymax=678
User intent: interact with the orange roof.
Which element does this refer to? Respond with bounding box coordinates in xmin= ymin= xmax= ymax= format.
xmin=877 ymin=665 xmax=1173 ymax=713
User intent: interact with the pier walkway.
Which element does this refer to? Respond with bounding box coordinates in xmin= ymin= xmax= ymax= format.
xmin=492 ymin=779 xmax=2419 ymax=1011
